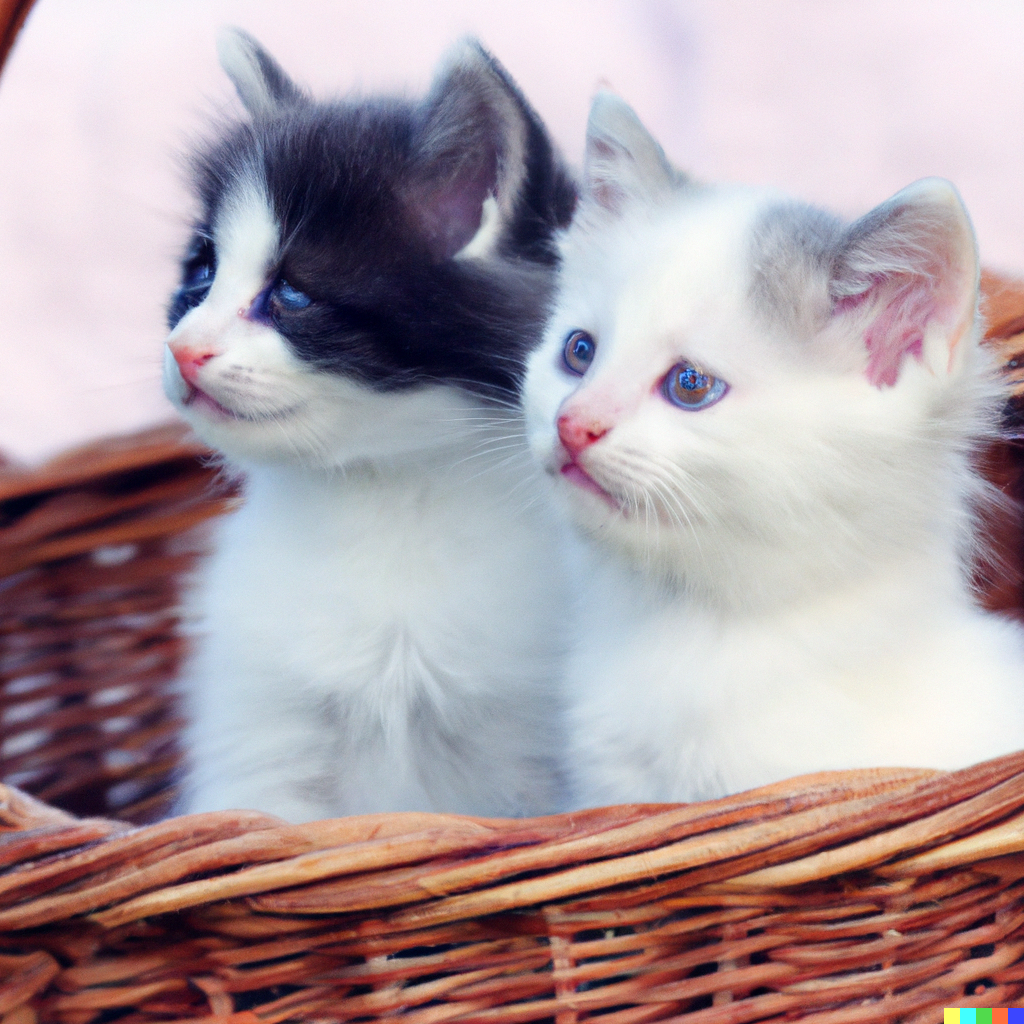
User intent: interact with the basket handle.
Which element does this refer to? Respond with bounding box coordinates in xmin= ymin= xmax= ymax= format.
xmin=0 ymin=0 xmax=36 ymax=79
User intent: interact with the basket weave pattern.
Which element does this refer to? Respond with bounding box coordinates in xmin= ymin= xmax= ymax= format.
xmin=0 ymin=425 xmax=234 ymax=823
xmin=3 ymin=758 xmax=1024 ymax=1020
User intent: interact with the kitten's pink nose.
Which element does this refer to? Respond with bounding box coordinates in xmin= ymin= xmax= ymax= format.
xmin=168 ymin=342 xmax=216 ymax=386
xmin=557 ymin=414 xmax=608 ymax=457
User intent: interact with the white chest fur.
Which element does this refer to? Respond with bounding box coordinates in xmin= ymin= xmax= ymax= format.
xmin=566 ymin=550 xmax=1024 ymax=806
xmin=179 ymin=430 xmax=573 ymax=821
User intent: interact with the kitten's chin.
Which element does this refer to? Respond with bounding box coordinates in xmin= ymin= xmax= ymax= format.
xmin=560 ymin=462 xmax=621 ymax=511
xmin=168 ymin=391 xmax=318 ymax=467
xmin=180 ymin=384 xmax=243 ymax=422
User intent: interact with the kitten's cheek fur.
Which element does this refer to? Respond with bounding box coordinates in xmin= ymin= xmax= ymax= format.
xmin=523 ymin=358 xmax=574 ymax=476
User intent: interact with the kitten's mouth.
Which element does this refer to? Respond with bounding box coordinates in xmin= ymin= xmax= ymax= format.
xmin=182 ymin=383 xmax=243 ymax=421
xmin=182 ymin=384 xmax=299 ymax=424
xmin=560 ymin=461 xmax=621 ymax=511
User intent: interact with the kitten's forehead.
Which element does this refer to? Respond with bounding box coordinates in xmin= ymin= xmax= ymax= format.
xmin=568 ymin=190 xmax=843 ymax=373
xmin=601 ymin=191 xmax=770 ymax=362
xmin=194 ymin=106 xmax=411 ymax=277
xmin=652 ymin=193 xmax=762 ymax=303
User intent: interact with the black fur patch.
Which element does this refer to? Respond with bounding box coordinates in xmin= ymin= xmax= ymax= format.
xmin=168 ymin=44 xmax=576 ymax=401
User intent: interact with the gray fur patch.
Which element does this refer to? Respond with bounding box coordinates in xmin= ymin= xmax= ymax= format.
xmin=748 ymin=201 xmax=844 ymax=336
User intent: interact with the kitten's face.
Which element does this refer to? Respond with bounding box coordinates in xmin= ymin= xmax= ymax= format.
xmin=164 ymin=33 xmax=575 ymax=469
xmin=527 ymin=194 xmax=837 ymax=563
xmin=525 ymin=159 xmax=982 ymax=599
xmin=164 ymin=181 xmax=479 ymax=467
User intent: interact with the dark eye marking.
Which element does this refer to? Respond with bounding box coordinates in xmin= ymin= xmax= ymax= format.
xmin=563 ymin=330 xmax=596 ymax=376
xmin=182 ymin=234 xmax=215 ymax=287
xmin=270 ymin=279 xmax=312 ymax=312
xmin=248 ymin=277 xmax=315 ymax=324
xmin=167 ymin=233 xmax=216 ymax=328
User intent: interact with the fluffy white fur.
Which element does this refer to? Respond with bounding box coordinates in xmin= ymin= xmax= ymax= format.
xmin=524 ymin=93 xmax=1024 ymax=806
xmin=167 ymin=51 xmax=573 ymax=823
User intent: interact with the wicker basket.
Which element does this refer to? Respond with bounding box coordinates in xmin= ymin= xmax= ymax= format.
xmin=0 ymin=422 xmax=235 ymax=824
xmin=0 ymin=291 xmax=1020 ymax=1024
xmin=6 ymin=6 xmax=1024 ymax=1018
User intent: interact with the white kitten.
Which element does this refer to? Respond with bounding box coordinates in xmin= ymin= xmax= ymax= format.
xmin=524 ymin=92 xmax=1024 ymax=806
xmin=166 ymin=32 xmax=577 ymax=821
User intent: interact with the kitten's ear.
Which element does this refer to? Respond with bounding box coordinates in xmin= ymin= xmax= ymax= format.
xmin=583 ymin=91 xmax=678 ymax=213
xmin=407 ymin=39 xmax=538 ymax=261
xmin=217 ymin=28 xmax=304 ymax=118
xmin=831 ymin=178 xmax=979 ymax=388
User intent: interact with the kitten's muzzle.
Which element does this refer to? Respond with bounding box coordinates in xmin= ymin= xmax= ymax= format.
xmin=555 ymin=415 xmax=620 ymax=508
xmin=164 ymin=343 xmax=238 ymax=421
xmin=560 ymin=461 xmax=620 ymax=509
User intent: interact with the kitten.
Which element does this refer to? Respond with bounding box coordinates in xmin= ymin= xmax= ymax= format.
xmin=524 ymin=92 xmax=1024 ymax=806
xmin=164 ymin=30 xmax=577 ymax=822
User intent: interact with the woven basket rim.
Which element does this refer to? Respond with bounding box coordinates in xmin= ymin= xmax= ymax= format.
xmin=3 ymin=751 xmax=1024 ymax=933
xmin=0 ymin=421 xmax=208 ymax=502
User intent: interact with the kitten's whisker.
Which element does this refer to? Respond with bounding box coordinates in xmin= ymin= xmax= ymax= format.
xmin=616 ymin=447 xmax=715 ymax=523
xmin=439 ymin=414 xmax=521 ymax=425
xmin=449 ymin=440 xmax=531 ymax=470
xmin=509 ymin=493 xmax=545 ymax=517
xmin=462 ymin=450 xmax=538 ymax=487
xmin=595 ymin=445 xmax=713 ymax=576
xmin=423 ymin=379 xmax=523 ymax=413
xmin=465 ymin=432 xmax=529 ymax=447
xmin=278 ymin=206 xmax=312 ymax=255
xmin=647 ymin=477 xmax=688 ymax=534
xmin=645 ymin=468 xmax=712 ymax=578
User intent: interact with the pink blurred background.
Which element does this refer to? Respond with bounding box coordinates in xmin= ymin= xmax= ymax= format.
xmin=1 ymin=0 xmax=1023 ymax=464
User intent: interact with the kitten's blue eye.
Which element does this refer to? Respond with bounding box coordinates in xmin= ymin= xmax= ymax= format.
xmin=169 ymin=236 xmax=216 ymax=327
xmin=663 ymin=362 xmax=728 ymax=410
xmin=272 ymin=279 xmax=312 ymax=311
xmin=181 ymin=236 xmax=215 ymax=294
xmin=563 ymin=330 xmax=596 ymax=376
xmin=185 ymin=261 xmax=213 ymax=289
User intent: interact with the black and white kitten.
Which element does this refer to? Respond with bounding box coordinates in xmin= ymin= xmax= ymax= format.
xmin=165 ymin=30 xmax=577 ymax=821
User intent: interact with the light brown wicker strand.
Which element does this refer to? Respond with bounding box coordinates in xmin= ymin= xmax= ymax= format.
xmin=47 ymin=764 xmax=967 ymax=929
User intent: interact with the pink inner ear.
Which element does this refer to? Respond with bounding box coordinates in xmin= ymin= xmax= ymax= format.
xmin=586 ymin=138 xmax=627 ymax=212
xmin=860 ymin=281 xmax=934 ymax=388
xmin=413 ymin=153 xmax=497 ymax=261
